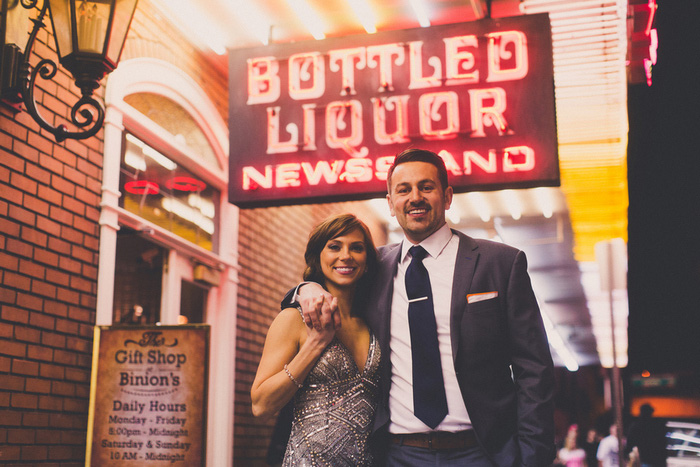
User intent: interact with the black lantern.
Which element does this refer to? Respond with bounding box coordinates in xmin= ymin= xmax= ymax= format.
xmin=1 ymin=0 xmax=138 ymax=141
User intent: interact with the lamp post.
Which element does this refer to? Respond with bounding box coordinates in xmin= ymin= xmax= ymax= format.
xmin=1 ymin=0 xmax=138 ymax=141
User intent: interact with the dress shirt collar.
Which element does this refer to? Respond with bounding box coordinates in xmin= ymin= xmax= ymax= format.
xmin=400 ymin=223 xmax=453 ymax=263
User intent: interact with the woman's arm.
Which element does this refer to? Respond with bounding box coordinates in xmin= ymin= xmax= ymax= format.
xmin=251 ymin=306 xmax=335 ymax=419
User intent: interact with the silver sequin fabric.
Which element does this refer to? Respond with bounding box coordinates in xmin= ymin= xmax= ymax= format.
xmin=282 ymin=333 xmax=381 ymax=466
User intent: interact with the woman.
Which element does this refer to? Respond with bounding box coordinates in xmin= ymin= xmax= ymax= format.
xmin=558 ymin=425 xmax=587 ymax=467
xmin=251 ymin=214 xmax=381 ymax=466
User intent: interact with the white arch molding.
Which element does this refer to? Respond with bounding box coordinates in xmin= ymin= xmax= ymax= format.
xmin=97 ymin=58 xmax=238 ymax=467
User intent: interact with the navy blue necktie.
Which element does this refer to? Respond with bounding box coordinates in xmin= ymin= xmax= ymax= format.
xmin=405 ymin=245 xmax=448 ymax=429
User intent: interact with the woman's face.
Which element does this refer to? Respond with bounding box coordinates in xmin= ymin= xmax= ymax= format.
xmin=320 ymin=229 xmax=367 ymax=292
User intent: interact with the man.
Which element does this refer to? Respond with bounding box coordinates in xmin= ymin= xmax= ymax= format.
xmin=626 ymin=404 xmax=667 ymax=467
xmin=287 ymin=148 xmax=555 ymax=466
xmin=597 ymin=424 xmax=620 ymax=467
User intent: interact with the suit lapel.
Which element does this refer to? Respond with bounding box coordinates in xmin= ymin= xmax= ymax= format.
xmin=449 ymin=231 xmax=479 ymax=361
xmin=374 ymin=243 xmax=401 ymax=347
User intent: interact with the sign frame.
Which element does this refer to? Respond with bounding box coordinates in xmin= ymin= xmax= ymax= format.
xmin=229 ymin=13 xmax=559 ymax=208
xmin=85 ymin=325 xmax=210 ymax=466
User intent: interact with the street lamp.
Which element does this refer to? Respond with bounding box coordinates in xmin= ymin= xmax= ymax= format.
xmin=1 ymin=0 xmax=138 ymax=141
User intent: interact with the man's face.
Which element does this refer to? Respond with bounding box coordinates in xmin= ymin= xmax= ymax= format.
xmin=387 ymin=161 xmax=453 ymax=244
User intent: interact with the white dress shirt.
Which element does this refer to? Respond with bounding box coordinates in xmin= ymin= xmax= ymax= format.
xmin=388 ymin=223 xmax=472 ymax=434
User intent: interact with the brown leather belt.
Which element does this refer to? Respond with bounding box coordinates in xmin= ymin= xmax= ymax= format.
xmin=390 ymin=429 xmax=478 ymax=451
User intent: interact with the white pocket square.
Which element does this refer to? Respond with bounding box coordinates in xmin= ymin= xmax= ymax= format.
xmin=467 ymin=291 xmax=498 ymax=303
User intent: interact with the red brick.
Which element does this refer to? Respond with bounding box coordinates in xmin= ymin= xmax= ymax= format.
xmin=0 ymin=374 xmax=24 ymax=391
xmin=33 ymin=248 xmax=59 ymax=267
xmin=21 ymin=444 xmax=48 ymax=460
xmin=0 ymin=391 xmax=9 ymax=407
xmin=2 ymin=271 xmax=31 ymax=291
xmin=1 ymin=306 xmax=29 ymax=324
xmin=38 ymin=363 xmax=63 ymax=379
xmin=37 ymin=184 xmax=62 ymax=204
xmin=0 ymin=251 xmax=19 ymax=269
xmin=30 ymin=311 xmax=56 ymax=330
xmin=0 ymin=356 xmax=10 ymax=372
xmin=73 ymin=215 xmax=97 ymax=236
xmin=0 ymin=148 xmax=25 ymax=172
xmin=69 ymin=276 xmax=92 ymax=294
xmin=76 ymin=157 xmax=100 ymax=180
xmin=16 ymin=291 xmax=43 ymax=312
xmin=10 ymin=393 xmax=37 ymax=409
xmin=24 ymin=377 xmax=51 ymax=394
xmin=63 ymin=165 xmax=87 ymax=188
xmin=56 ymin=286 xmax=80 ymax=305
xmin=61 ymin=195 xmax=85 ymax=216
xmin=55 ymin=317 xmax=78 ymax=334
xmin=0 ymin=183 xmax=23 ymax=206
xmin=38 ymin=395 xmax=62 ymax=411
xmin=22 ymin=194 xmax=50 ymax=216
xmin=18 ymin=259 xmax=46 ymax=279
xmin=47 ymin=444 xmax=72 ymax=460
xmin=0 ymin=444 xmax=21 ymax=461
xmin=47 ymin=236 xmax=71 ymax=254
xmin=0 ymin=320 xmax=12 ymax=338
xmin=12 ymin=359 xmax=39 ymax=376
xmin=12 ymin=140 xmax=39 ymax=163
xmin=25 ymin=162 xmax=52 ymax=186
xmin=8 ymin=205 xmax=36 ymax=227
xmin=32 ymin=280 xmax=57 ymax=299
xmin=27 ymin=345 xmax=54 ymax=362
xmin=59 ymin=225 xmax=84 ymax=245
xmin=43 ymin=300 xmax=68 ymax=317
xmin=0 ymin=338 xmax=26 ymax=357
xmin=10 ymin=172 xmax=38 ymax=195
xmin=0 ymin=218 xmax=20 ymax=237
xmin=52 ymin=145 xmax=77 ymax=168
xmin=7 ymin=427 xmax=34 ymax=444
xmin=22 ymin=411 xmax=50 ymax=427
xmin=36 ymin=215 xmax=61 ymax=237
xmin=50 ymin=174 xmax=75 ymax=196
xmin=52 ymin=349 xmax=77 ymax=366
xmin=38 ymin=152 xmax=64 ymax=175
xmin=13 ymin=323 xmax=41 ymax=343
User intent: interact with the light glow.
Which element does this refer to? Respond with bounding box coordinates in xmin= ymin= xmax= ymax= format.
xmin=286 ymin=0 xmax=326 ymax=40
xmin=407 ymin=0 xmax=431 ymax=27
xmin=346 ymin=0 xmax=378 ymax=34
xmin=501 ymin=189 xmax=523 ymax=220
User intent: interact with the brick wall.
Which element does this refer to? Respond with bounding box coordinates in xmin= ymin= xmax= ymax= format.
xmin=234 ymin=202 xmax=387 ymax=465
xmin=0 ymin=1 xmax=227 ymax=464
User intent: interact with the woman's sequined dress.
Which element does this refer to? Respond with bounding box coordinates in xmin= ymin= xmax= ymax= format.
xmin=282 ymin=334 xmax=381 ymax=466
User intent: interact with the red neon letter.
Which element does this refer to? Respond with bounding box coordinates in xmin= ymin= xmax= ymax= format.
xmin=503 ymin=146 xmax=535 ymax=172
xmin=418 ymin=91 xmax=460 ymax=140
xmin=437 ymin=150 xmax=463 ymax=177
xmin=266 ymin=107 xmax=299 ymax=154
xmin=367 ymin=43 xmax=405 ymax=92
xmin=340 ymin=158 xmax=373 ymax=183
xmin=329 ymin=47 xmax=366 ymax=96
xmin=468 ymin=87 xmax=510 ymax=137
xmin=325 ymin=100 xmax=368 ymax=158
xmin=486 ymin=30 xmax=529 ymax=82
xmin=289 ymin=52 xmax=325 ymax=100
xmin=242 ymin=166 xmax=273 ymax=190
xmin=276 ymin=163 xmax=301 ymax=188
xmin=463 ymin=150 xmax=497 ymax=174
xmin=247 ymin=57 xmax=281 ymax=105
xmin=301 ymin=160 xmax=344 ymax=186
xmin=408 ymin=41 xmax=442 ymax=90
xmin=375 ymin=156 xmax=395 ymax=182
xmin=372 ymin=95 xmax=410 ymax=145
xmin=444 ymin=35 xmax=479 ymax=85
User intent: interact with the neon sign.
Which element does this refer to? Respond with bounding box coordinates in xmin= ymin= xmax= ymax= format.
xmin=229 ymin=14 xmax=558 ymax=208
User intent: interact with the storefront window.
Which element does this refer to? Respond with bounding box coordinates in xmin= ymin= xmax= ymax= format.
xmin=119 ymin=133 xmax=219 ymax=251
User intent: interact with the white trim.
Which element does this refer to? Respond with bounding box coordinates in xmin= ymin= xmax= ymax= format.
xmin=98 ymin=58 xmax=237 ymax=467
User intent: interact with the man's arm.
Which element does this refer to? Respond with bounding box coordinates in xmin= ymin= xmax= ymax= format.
xmin=507 ymin=250 xmax=556 ymax=466
xmin=280 ymin=283 xmax=340 ymax=330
